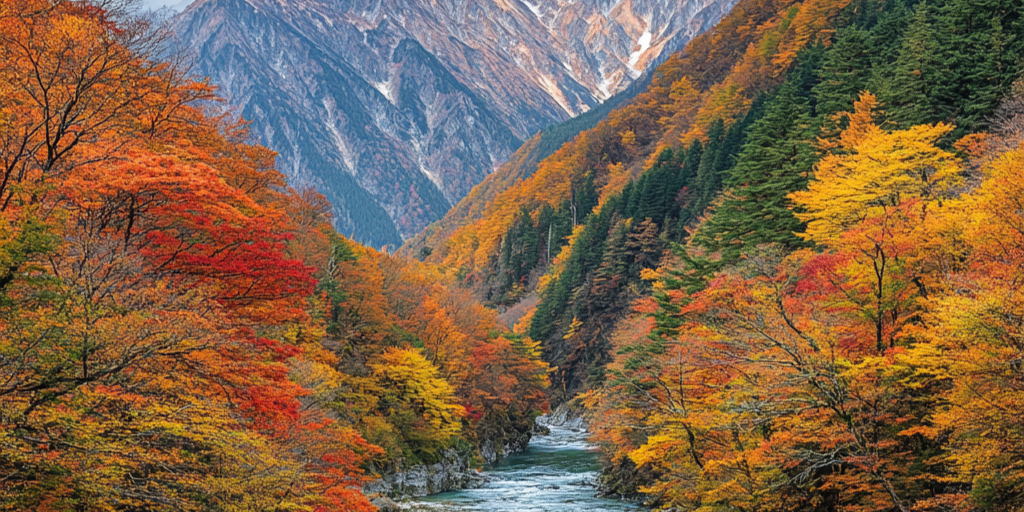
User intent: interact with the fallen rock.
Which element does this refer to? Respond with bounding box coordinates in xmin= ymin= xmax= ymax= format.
xmin=369 ymin=496 xmax=401 ymax=512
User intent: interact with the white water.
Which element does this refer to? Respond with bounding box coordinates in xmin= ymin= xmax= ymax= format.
xmin=402 ymin=422 xmax=643 ymax=511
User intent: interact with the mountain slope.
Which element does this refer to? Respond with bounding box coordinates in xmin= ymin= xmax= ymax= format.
xmin=402 ymin=62 xmax=663 ymax=260
xmin=403 ymin=0 xmax=803 ymax=288
xmin=170 ymin=0 xmax=734 ymax=247
xmin=400 ymin=0 xmax=873 ymax=394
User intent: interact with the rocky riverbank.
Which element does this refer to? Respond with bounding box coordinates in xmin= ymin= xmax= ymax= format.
xmin=398 ymin=412 xmax=643 ymax=511
xmin=363 ymin=449 xmax=488 ymax=499
xmin=364 ymin=418 xmax=539 ymax=501
xmin=479 ymin=428 xmax=533 ymax=465
xmin=537 ymin=401 xmax=589 ymax=431
xmin=363 ymin=404 xmax=598 ymax=505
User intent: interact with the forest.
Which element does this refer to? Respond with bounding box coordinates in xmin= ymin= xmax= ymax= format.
xmin=0 ymin=1 xmax=548 ymax=510
xmin=4 ymin=0 xmax=1024 ymax=509
xmin=412 ymin=0 xmax=1024 ymax=509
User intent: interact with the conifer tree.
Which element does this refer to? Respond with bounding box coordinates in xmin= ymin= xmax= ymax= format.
xmin=879 ymin=1 xmax=942 ymax=128
xmin=586 ymin=219 xmax=633 ymax=312
xmin=530 ymin=199 xmax=615 ymax=343
xmin=866 ymin=0 xmax=913 ymax=75
xmin=666 ymin=139 xmax=704 ymax=239
xmin=693 ymin=82 xmax=817 ymax=264
xmin=688 ymin=119 xmax=726 ymax=220
xmin=536 ymin=204 xmax=558 ymax=265
xmin=676 ymin=139 xmax=704 ymax=194
xmin=638 ymin=148 xmax=678 ymax=224
xmin=627 ymin=218 xmax=663 ymax=272
xmin=931 ymin=0 xmax=1024 ymax=133
xmin=814 ymin=27 xmax=874 ymax=128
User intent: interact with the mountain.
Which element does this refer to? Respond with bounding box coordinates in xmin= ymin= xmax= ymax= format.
xmin=403 ymin=63 xmax=659 ymax=260
xmin=407 ymin=0 xmax=1024 ymax=401
xmin=169 ymin=0 xmax=735 ymax=247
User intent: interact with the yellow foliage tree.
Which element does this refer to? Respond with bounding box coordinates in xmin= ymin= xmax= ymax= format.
xmin=368 ymin=347 xmax=466 ymax=447
xmin=790 ymin=92 xmax=961 ymax=245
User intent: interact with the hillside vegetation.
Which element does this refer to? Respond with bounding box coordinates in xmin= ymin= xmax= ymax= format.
xmin=4 ymin=0 xmax=1024 ymax=509
xmin=0 ymin=1 xmax=548 ymax=510
xmin=405 ymin=0 xmax=1024 ymax=508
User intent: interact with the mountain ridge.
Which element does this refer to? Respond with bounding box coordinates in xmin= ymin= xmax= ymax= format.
xmin=170 ymin=0 xmax=734 ymax=246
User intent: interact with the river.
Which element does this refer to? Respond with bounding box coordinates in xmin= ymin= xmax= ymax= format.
xmin=401 ymin=421 xmax=644 ymax=511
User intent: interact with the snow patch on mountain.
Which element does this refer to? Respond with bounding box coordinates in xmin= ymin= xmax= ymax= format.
xmin=520 ymin=0 xmax=543 ymax=18
xmin=628 ymin=29 xmax=652 ymax=68
xmin=372 ymin=80 xmax=395 ymax=103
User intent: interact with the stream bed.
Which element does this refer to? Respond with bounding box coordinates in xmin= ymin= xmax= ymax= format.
xmin=401 ymin=421 xmax=643 ymax=511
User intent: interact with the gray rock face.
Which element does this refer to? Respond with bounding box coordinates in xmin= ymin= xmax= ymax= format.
xmin=479 ymin=427 xmax=532 ymax=465
xmin=363 ymin=449 xmax=488 ymax=498
xmin=537 ymin=401 xmax=589 ymax=430
xmin=170 ymin=0 xmax=735 ymax=247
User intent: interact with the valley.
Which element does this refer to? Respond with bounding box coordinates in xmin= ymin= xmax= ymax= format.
xmin=2 ymin=0 xmax=1024 ymax=511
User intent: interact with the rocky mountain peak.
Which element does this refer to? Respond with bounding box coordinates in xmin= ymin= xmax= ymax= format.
xmin=171 ymin=0 xmax=734 ymax=247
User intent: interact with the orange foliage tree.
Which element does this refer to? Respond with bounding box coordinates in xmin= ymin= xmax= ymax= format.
xmin=0 ymin=2 xmax=379 ymax=510
xmin=590 ymin=93 xmax=1024 ymax=510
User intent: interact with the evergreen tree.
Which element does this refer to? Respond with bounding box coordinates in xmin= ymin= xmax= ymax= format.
xmin=676 ymin=139 xmax=704 ymax=194
xmin=621 ymin=180 xmax=640 ymax=224
xmin=638 ymin=149 xmax=680 ymax=224
xmin=814 ymin=26 xmax=874 ymax=127
xmin=693 ymin=82 xmax=818 ymax=264
xmin=530 ymin=198 xmax=616 ymax=343
xmin=878 ymin=1 xmax=942 ymax=128
xmin=626 ymin=218 xmax=663 ymax=272
xmin=665 ymin=139 xmax=705 ymax=239
xmin=790 ymin=42 xmax=825 ymax=112
xmin=517 ymin=209 xmax=539 ymax=278
xmin=585 ymin=219 xmax=633 ymax=313
xmin=866 ymin=0 xmax=914 ymax=75
xmin=931 ymin=0 xmax=1024 ymax=133
xmin=494 ymin=208 xmax=539 ymax=302
xmin=688 ymin=119 xmax=726 ymax=221
xmin=711 ymin=93 xmax=766 ymax=180
xmin=573 ymin=172 xmax=599 ymax=225
xmin=536 ymin=204 xmax=558 ymax=265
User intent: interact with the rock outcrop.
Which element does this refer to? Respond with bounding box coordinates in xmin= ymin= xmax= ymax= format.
xmin=169 ymin=0 xmax=735 ymax=247
xmin=363 ymin=449 xmax=489 ymax=498
xmin=537 ymin=400 xmax=589 ymax=431
xmin=479 ymin=427 xmax=532 ymax=465
xmin=368 ymin=496 xmax=402 ymax=512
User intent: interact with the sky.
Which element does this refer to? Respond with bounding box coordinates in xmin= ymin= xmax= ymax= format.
xmin=139 ymin=0 xmax=195 ymax=11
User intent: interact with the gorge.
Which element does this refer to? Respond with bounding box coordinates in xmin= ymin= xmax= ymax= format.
xmin=4 ymin=0 xmax=1024 ymax=511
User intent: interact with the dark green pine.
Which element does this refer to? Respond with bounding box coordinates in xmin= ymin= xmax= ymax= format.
xmin=693 ymin=81 xmax=817 ymax=264
xmin=813 ymin=26 xmax=874 ymax=127
xmin=877 ymin=1 xmax=942 ymax=129
xmin=688 ymin=119 xmax=726 ymax=222
xmin=931 ymin=0 xmax=1024 ymax=134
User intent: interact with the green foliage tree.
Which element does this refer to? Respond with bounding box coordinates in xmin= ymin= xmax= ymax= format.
xmin=814 ymin=26 xmax=874 ymax=126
